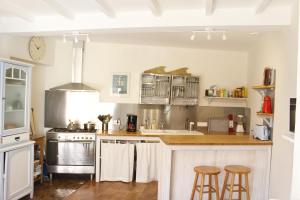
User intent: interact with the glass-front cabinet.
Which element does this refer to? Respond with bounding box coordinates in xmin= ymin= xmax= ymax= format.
xmin=1 ymin=61 xmax=31 ymax=137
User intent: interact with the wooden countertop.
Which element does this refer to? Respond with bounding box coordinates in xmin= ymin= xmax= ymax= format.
xmin=97 ymin=130 xmax=160 ymax=137
xmin=159 ymin=135 xmax=273 ymax=145
xmin=96 ymin=130 xmax=272 ymax=145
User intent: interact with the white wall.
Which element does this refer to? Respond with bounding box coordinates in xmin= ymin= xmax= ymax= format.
xmin=247 ymin=2 xmax=298 ymax=198
xmin=0 ymin=36 xmax=248 ymax=134
xmin=83 ymin=42 xmax=248 ymax=105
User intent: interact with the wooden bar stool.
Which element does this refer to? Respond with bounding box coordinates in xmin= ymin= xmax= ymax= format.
xmin=190 ymin=166 xmax=221 ymax=200
xmin=220 ymin=165 xmax=251 ymax=200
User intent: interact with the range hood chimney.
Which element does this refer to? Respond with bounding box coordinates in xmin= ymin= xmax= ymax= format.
xmin=50 ymin=41 xmax=97 ymax=92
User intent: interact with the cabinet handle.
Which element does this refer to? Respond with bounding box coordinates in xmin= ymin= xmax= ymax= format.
xmin=14 ymin=137 xmax=20 ymax=141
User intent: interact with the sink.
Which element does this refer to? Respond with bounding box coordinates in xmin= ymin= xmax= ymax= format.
xmin=140 ymin=129 xmax=204 ymax=135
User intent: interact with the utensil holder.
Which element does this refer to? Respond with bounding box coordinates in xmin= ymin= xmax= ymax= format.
xmin=102 ymin=123 xmax=109 ymax=131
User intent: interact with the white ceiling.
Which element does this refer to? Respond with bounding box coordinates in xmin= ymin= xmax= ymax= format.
xmin=84 ymin=30 xmax=275 ymax=51
xmin=0 ymin=0 xmax=294 ymax=34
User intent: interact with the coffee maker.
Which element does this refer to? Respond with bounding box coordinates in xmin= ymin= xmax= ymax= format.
xmin=127 ymin=114 xmax=137 ymax=132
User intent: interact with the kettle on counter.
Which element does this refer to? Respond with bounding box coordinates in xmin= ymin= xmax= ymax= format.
xmin=262 ymin=96 xmax=272 ymax=114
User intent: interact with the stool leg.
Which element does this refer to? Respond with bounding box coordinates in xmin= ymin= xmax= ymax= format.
xmin=229 ymin=173 xmax=235 ymax=200
xmin=221 ymin=172 xmax=229 ymax=200
xmin=190 ymin=172 xmax=199 ymax=200
xmin=245 ymin=173 xmax=251 ymax=200
xmin=238 ymin=174 xmax=242 ymax=200
xmin=199 ymin=174 xmax=205 ymax=200
xmin=209 ymin=175 xmax=212 ymax=200
xmin=214 ymin=174 xmax=220 ymax=200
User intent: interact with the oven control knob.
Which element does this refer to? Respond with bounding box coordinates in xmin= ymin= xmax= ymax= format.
xmin=86 ymin=137 xmax=88 ymax=139
xmin=90 ymin=137 xmax=92 ymax=139
xmin=77 ymin=137 xmax=79 ymax=139
xmin=82 ymin=137 xmax=84 ymax=139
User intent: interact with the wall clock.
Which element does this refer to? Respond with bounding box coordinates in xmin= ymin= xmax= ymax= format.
xmin=28 ymin=36 xmax=46 ymax=62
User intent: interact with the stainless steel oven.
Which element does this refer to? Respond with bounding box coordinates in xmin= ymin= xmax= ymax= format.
xmin=46 ymin=129 xmax=96 ymax=180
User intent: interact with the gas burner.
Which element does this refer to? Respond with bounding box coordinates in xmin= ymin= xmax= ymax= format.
xmin=49 ymin=128 xmax=97 ymax=133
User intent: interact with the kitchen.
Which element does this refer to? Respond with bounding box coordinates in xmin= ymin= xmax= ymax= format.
xmin=0 ymin=0 xmax=299 ymax=200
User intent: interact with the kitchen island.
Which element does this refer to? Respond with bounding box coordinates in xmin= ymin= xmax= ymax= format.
xmin=96 ymin=131 xmax=272 ymax=200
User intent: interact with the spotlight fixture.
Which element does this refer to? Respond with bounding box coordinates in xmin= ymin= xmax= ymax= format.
xmin=190 ymin=32 xmax=195 ymax=41
xmin=206 ymin=33 xmax=211 ymax=40
xmin=74 ymin=35 xmax=78 ymax=43
xmin=62 ymin=32 xmax=91 ymax=43
xmin=222 ymin=32 xmax=227 ymax=41
xmin=190 ymin=28 xmax=228 ymax=41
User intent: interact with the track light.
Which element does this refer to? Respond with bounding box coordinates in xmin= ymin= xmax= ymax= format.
xmin=190 ymin=33 xmax=195 ymax=41
xmin=222 ymin=32 xmax=227 ymax=41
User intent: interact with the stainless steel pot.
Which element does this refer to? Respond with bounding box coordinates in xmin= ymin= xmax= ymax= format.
xmin=84 ymin=122 xmax=96 ymax=131
xmin=67 ymin=120 xmax=79 ymax=131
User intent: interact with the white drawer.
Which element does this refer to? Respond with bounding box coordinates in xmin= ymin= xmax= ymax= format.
xmin=1 ymin=133 xmax=30 ymax=145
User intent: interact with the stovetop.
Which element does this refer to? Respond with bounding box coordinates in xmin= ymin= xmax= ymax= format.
xmin=47 ymin=128 xmax=96 ymax=141
xmin=49 ymin=128 xmax=97 ymax=133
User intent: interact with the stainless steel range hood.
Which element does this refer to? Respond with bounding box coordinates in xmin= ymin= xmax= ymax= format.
xmin=50 ymin=41 xmax=97 ymax=92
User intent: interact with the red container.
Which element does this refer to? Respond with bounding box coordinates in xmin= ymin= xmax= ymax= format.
xmin=262 ymin=96 xmax=272 ymax=114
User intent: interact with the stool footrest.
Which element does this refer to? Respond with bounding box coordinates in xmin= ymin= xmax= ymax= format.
xmin=196 ymin=185 xmax=217 ymax=193
xmin=225 ymin=185 xmax=246 ymax=192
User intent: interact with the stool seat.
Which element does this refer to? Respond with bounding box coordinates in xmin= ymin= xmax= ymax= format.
xmin=194 ymin=166 xmax=221 ymax=175
xmin=191 ymin=166 xmax=221 ymax=200
xmin=221 ymin=165 xmax=251 ymax=200
xmin=224 ymin=165 xmax=251 ymax=174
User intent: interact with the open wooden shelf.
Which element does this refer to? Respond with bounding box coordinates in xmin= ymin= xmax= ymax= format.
xmin=252 ymin=85 xmax=275 ymax=90
xmin=256 ymin=112 xmax=273 ymax=117
xmin=205 ymin=96 xmax=248 ymax=104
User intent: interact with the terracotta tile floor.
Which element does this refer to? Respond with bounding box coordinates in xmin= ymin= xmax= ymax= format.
xmin=21 ymin=175 xmax=158 ymax=200
xmin=65 ymin=181 xmax=158 ymax=200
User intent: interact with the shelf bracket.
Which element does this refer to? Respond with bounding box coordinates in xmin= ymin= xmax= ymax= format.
xmin=263 ymin=117 xmax=273 ymax=127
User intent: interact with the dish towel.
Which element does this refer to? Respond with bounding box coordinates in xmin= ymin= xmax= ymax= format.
xmin=100 ymin=142 xmax=135 ymax=182
xmin=136 ymin=143 xmax=161 ymax=183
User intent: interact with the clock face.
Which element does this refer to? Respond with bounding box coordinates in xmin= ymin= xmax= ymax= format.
xmin=29 ymin=36 xmax=46 ymax=62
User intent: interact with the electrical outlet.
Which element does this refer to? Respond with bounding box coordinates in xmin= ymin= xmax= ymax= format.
xmin=197 ymin=121 xmax=208 ymax=127
xmin=113 ymin=119 xmax=121 ymax=125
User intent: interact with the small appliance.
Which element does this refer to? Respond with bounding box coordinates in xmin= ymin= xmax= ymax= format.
xmin=262 ymin=96 xmax=272 ymax=114
xmin=254 ymin=125 xmax=270 ymax=140
xmin=127 ymin=114 xmax=137 ymax=132
xmin=235 ymin=115 xmax=245 ymax=133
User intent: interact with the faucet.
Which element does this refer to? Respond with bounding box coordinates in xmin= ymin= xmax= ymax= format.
xmin=159 ymin=120 xmax=165 ymax=130
xmin=145 ymin=117 xmax=150 ymax=129
xmin=185 ymin=118 xmax=190 ymax=130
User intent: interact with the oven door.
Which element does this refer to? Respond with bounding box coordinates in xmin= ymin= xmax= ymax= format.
xmin=47 ymin=140 xmax=95 ymax=166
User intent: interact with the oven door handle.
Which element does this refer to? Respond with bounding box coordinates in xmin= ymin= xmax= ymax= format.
xmin=48 ymin=140 xmax=58 ymax=143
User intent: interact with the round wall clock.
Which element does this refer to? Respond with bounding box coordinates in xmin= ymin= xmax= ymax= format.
xmin=28 ymin=36 xmax=46 ymax=62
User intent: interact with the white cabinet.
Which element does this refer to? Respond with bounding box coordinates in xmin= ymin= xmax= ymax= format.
xmin=0 ymin=142 xmax=34 ymax=200
xmin=1 ymin=61 xmax=31 ymax=138
xmin=0 ymin=153 xmax=4 ymax=200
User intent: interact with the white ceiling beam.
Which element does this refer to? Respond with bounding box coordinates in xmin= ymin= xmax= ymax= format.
xmin=205 ymin=0 xmax=215 ymax=16
xmin=148 ymin=0 xmax=162 ymax=17
xmin=256 ymin=0 xmax=272 ymax=14
xmin=41 ymin=0 xmax=75 ymax=19
xmin=95 ymin=0 xmax=115 ymax=18
xmin=0 ymin=0 xmax=34 ymax=22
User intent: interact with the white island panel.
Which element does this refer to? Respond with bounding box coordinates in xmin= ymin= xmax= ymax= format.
xmin=159 ymin=144 xmax=271 ymax=200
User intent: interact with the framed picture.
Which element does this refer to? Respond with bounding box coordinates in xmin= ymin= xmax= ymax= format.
xmin=111 ymin=73 xmax=130 ymax=96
